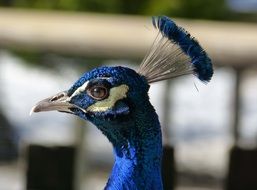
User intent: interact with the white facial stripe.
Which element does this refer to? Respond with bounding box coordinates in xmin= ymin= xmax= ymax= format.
xmin=69 ymin=81 xmax=89 ymax=100
xmin=69 ymin=77 xmax=111 ymax=100
xmin=97 ymin=77 xmax=110 ymax=80
xmin=87 ymin=84 xmax=129 ymax=112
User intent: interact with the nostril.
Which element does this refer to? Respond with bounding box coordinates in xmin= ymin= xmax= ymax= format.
xmin=50 ymin=93 xmax=65 ymax=102
xmin=50 ymin=96 xmax=58 ymax=102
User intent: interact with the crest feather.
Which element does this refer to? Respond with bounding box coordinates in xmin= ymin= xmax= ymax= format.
xmin=138 ymin=16 xmax=213 ymax=83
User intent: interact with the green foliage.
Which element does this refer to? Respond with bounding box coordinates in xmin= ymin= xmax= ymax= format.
xmin=77 ymin=0 xmax=121 ymax=12
xmin=144 ymin=0 xmax=182 ymax=16
xmin=13 ymin=0 xmax=78 ymax=10
xmin=145 ymin=0 xmax=230 ymax=20
xmin=0 ymin=0 xmax=255 ymax=22
xmin=178 ymin=0 xmax=229 ymax=20
xmin=0 ymin=0 xmax=233 ymax=20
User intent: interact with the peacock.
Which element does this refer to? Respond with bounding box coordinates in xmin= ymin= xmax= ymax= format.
xmin=31 ymin=16 xmax=213 ymax=190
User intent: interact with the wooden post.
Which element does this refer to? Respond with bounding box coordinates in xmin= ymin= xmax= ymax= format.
xmin=232 ymin=68 xmax=243 ymax=145
xmin=162 ymin=81 xmax=176 ymax=190
xmin=73 ymin=120 xmax=87 ymax=190
xmin=26 ymin=145 xmax=75 ymax=190
xmin=225 ymin=68 xmax=257 ymax=190
xmin=162 ymin=81 xmax=173 ymax=144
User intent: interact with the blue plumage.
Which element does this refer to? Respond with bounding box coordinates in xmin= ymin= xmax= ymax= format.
xmin=31 ymin=16 xmax=213 ymax=190
xmin=67 ymin=66 xmax=163 ymax=189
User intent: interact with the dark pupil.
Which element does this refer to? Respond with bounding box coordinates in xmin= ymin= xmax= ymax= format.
xmin=91 ymin=86 xmax=107 ymax=99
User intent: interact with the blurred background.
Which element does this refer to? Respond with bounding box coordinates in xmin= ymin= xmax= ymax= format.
xmin=0 ymin=0 xmax=256 ymax=190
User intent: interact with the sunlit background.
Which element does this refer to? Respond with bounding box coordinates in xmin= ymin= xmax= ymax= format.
xmin=0 ymin=0 xmax=257 ymax=190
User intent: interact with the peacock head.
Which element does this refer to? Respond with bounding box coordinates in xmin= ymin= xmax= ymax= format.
xmin=31 ymin=15 xmax=213 ymax=133
xmin=31 ymin=66 xmax=149 ymax=128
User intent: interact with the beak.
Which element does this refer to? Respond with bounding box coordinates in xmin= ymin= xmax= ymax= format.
xmin=30 ymin=91 xmax=75 ymax=115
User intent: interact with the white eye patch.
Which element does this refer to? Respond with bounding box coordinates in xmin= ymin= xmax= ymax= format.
xmin=87 ymin=84 xmax=129 ymax=112
xmin=68 ymin=81 xmax=89 ymax=100
xmin=69 ymin=77 xmax=111 ymax=99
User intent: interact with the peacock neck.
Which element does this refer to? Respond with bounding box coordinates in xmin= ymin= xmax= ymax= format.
xmin=104 ymin=102 xmax=163 ymax=190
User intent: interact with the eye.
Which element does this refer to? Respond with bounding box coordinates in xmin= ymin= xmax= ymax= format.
xmin=87 ymin=85 xmax=109 ymax=100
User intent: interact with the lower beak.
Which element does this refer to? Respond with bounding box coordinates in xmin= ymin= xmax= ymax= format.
xmin=30 ymin=91 xmax=74 ymax=115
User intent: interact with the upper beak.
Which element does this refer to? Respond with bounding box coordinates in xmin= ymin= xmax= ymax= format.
xmin=30 ymin=91 xmax=75 ymax=115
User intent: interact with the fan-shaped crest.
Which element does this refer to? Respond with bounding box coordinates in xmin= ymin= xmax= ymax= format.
xmin=138 ymin=16 xmax=213 ymax=83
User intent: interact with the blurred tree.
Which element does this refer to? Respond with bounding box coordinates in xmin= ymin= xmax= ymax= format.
xmin=144 ymin=0 xmax=182 ymax=17
xmin=77 ymin=0 xmax=121 ymax=13
xmin=2 ymin=0 xmax=232 ymax=20
xmin=144 ymin=0 xmax=230 ymax=20
xmin=13 ymin=0 xmax=77 ymax=10
xmin=0 ymin=0 xmax=13 ymax=6
xmin=177 ymin=0 xmax=229 ymax=20
xmin=118 ymin=0 xmax=149 ymax=14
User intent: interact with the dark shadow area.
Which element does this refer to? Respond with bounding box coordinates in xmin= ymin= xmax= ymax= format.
xmin=226 ymin=146 xmax=257 ymax=190
xmin=0 ymin=111 xmax=18 ymax=161
xmin=26 ymin=145 xmax=75 ymax=190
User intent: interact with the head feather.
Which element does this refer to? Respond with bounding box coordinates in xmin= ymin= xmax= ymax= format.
xmin=138 ymin=16 xmax=213 ymax=83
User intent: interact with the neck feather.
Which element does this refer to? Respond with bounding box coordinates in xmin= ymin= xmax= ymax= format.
xmin=104 ymin=103 xmax=163 ymax=190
